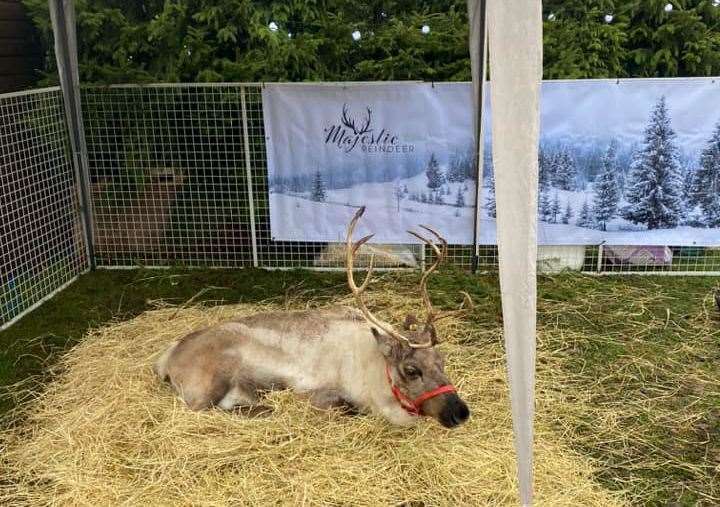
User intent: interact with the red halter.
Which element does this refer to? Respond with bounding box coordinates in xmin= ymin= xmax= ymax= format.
xmin=385 ymin=365 xmax=457 ymax=416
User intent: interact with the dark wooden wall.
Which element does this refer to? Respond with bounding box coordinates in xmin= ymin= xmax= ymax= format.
xmin=0 ymin=0 xmax=42 ymax=93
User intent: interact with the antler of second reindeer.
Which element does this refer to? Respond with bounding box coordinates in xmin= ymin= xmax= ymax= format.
xmin=346 ymin=207 xmax=432 ymax=349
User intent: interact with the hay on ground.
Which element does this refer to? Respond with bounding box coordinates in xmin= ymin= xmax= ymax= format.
xmin=0 ymin=298 xmax=628 ymax=506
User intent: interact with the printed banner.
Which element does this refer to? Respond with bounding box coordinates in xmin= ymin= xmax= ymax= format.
xmin=263 ymin=83 xmax=475 ymax=244
xmin=263 ymin=80 xmax=720 ymax=246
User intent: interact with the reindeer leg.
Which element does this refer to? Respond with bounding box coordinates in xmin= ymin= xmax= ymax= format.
xmin=308 ymin=389 xmax=359 ymax=415
xmin=218 ymin=384 xmax=272 ymax=418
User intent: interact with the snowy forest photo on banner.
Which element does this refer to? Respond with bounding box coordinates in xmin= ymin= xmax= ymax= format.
xmin=263 ymin=80 xmax=720 ymax=246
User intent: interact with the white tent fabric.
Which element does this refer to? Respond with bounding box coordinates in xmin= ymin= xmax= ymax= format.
xmin=471 ymin=1 xmax=542 ymax=505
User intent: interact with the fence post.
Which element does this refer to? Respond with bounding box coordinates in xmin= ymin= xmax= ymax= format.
xmin=240 ymin=86 xmax=260 ymax=267
xmin=49 ymin=0 xmax=96 ymax=269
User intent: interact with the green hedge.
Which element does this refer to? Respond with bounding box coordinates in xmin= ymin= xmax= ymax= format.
xmin=22 ymin=0 xmax=720 ymax=85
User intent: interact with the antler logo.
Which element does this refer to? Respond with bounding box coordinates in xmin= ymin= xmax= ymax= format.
xmin=341 ymin=104 xmax=373 ymax=135
xmin=324 ymin=103 xmax=414 ymax=154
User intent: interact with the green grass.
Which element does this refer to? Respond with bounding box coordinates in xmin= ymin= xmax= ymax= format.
xmin=0 ymin=268 xmax=718 ymax=504
xmin=0 ymin=259 xmax=78 ymax=326
xmin=535 ymin=274 xmax=720 ymax=505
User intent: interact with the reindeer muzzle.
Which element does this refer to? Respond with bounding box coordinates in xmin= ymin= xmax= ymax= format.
xmin=385 ymin=366 xmax=460 ymax=419
xmin=437 ymin=393 xmax=470 ymax=428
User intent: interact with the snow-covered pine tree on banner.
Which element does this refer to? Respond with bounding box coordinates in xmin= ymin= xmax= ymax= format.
xmin=538 ymin=148 xmax=552 ymax=188
xmin=425 ymin=153 xmax=445 ymax=191
xmin=593 ymin=140 xmax=620 ymax=231
xmin=393 ymin=181 xmax=405 ymax=212
xmin=538 ymin=190 xmax=552 ymax=222
xmin=577 ymin=198 xmax=594 ymax=228
xmin=485 ymin=173 xmax=496 ymax=218
xmin=311 ymin=170 xmax=327 ymax=202
xmin=622 ymin=96 xmax=684 ymax=230
xmin=448 ymin=151 xmax=471 ymax=183
xmin=550 ymin=192 xmax=561 ymax=223
xmin=561 ymin=201 xmax=573 ymax=224
xmin=455 ymin=187 xmax=466 ymax=208
xmin=694 ymin=120 xmax=720 ymax=227
xmin=552 ymin=150 xmax=577 ymax=191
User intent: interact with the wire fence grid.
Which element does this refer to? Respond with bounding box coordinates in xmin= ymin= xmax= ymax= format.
xmin=2 ymin=83 xmax=720 ymax=328
xmin=0 ymin=87 xmax=88 ymax=330
xmin=80 ymin=83 xmax=720 ymax=274
xmin=81 ymin=84 xmax=416 ymax=271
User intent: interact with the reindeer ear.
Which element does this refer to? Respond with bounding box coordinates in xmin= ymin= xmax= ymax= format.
xmin=424 ymin=323 xmax=438 ymax=346
xmin=403 ymin=314 xmax=419 ymax=331
xmin=371 ymin=327 xmax=394 ymax=358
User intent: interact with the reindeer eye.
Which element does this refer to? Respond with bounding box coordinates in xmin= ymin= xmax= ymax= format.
xmin=403 ymin=366 xmax=421 ymax=378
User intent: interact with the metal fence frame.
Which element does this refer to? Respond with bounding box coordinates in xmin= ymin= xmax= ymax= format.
xmin=0 ymin=86 xmax=89 ymax=330
xmin=2 ymin=81 xmax=719 ymax=330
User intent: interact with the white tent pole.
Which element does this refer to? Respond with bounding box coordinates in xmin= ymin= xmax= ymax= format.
xmin=486 ymin=1 xmax=542 ymax=505
xmin=467 ymin=0 xmax=488 ymax=272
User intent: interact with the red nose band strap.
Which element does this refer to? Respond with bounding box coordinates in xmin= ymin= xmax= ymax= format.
xmin=412 ymin=384 xmax=457 ymax=408
xmin=385 ymin=365 xmax=457 ymax=416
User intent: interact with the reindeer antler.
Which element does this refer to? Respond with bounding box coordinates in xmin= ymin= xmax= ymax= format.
xmin=407 ymin=225 xmax=474 ymax=329
xmin=346 ymin=207 xmax=432 ymax=349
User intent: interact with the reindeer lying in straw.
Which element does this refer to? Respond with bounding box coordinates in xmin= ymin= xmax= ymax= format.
xmin=155 ymin=207 xmax=471 ymax=428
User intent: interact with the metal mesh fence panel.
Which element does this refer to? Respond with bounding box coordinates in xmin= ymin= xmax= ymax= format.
xmin=83 ymin=84 xmax=254 ymax=268
xmin=0 ymin=87 xmax=88 ymax=330
xmin=80 ymin=83 xmax=720 ymax=275
xmin=81 ymin=84 xmax=421 ymax=270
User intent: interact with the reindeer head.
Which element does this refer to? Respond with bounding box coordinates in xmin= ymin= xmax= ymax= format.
xmin=346 ymin=207 xmax=472 ymax=428
xmin=341 ymin=104 xmax=373 ymax=135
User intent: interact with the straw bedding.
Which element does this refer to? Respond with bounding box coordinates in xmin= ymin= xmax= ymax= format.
xmin=0 ymin=297 xmax=628 ymax=506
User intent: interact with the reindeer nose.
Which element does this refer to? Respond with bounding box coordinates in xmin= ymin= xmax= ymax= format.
xmin=440 ymin=394 xmax=470 ymax=428
xmin=453 ymin=400 xmax=470 ymax=424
